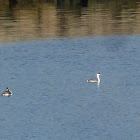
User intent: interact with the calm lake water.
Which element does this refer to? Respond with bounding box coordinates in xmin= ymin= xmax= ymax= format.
xmin=0 ymin=1 xmax=140 ymax=140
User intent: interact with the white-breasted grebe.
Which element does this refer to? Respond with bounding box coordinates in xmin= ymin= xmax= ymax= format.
xmin=1 ymin=87 xmax=12 ymax=97
xmin=87 ymin=73 xmax=101 ymax=83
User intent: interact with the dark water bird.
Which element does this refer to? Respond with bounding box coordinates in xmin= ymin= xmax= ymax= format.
xmin=87 ymin=73 xmax=101 ymax=83
xmin=1 ymin=87 xmax=12 ymax=97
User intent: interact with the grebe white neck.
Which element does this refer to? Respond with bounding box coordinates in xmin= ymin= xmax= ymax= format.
xmin=97 ymin=74 xmax=101 ymax=83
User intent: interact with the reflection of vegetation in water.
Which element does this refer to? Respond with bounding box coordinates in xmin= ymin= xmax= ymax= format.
xmin=96 ymin=0 xmax=137 ymax=8
xmin=87 ymin=0 xmax=139 ymax=19
xmin=0 ymin=0 xmax=139 ymax=42
xmin=5 ymin=0 xmax=139 ymax=10
xmin=0 ymin=0 xmax=139 ymax=19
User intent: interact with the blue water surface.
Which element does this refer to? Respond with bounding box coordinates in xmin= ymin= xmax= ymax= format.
xmin=0 ymin=35 xmax=139 ymax=140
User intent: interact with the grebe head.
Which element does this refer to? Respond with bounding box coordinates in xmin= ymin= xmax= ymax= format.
xmin=97 ymin=73 xmax=101 ymax=75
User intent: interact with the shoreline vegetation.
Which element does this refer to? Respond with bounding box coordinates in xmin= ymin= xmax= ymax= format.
xmin=0 ymin=0 xmax=139 ymax=8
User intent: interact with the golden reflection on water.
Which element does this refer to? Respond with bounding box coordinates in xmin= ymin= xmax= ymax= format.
xmin=0 ymin=1 xmax=140 ymax=42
